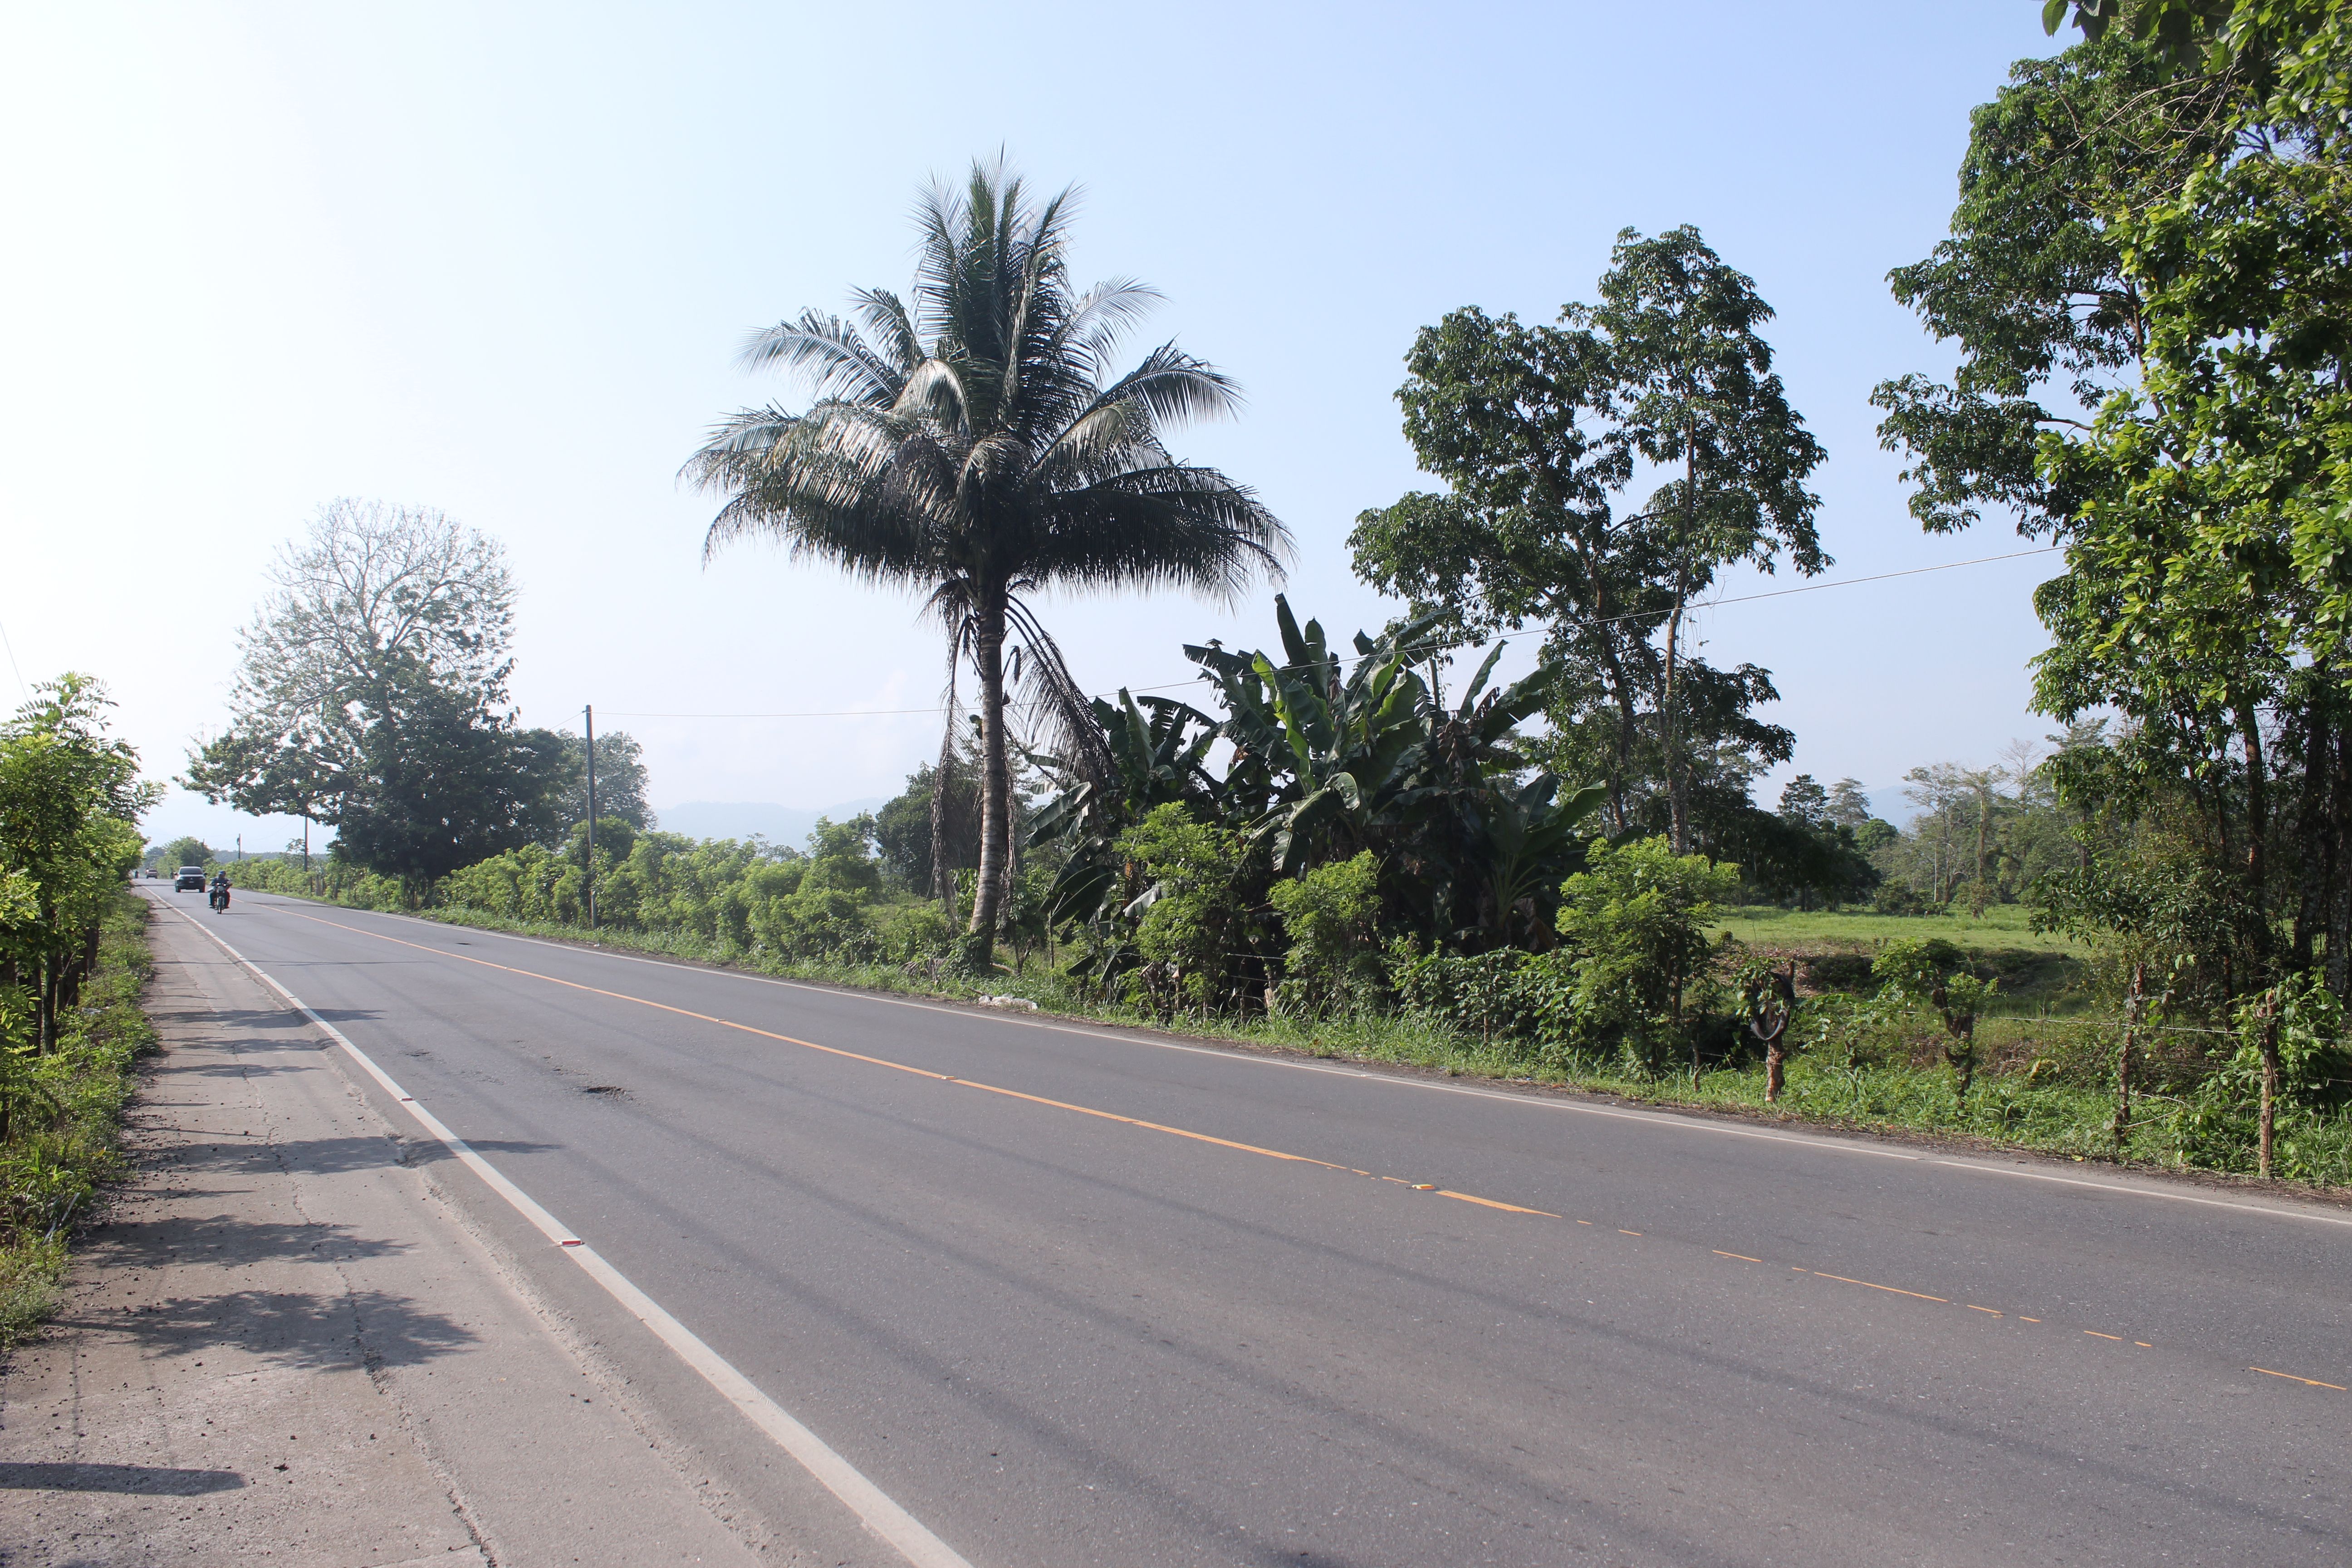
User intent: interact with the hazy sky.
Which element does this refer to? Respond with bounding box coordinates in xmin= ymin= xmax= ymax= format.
xmin=0 ymin=1 xmax=2071 ymax=850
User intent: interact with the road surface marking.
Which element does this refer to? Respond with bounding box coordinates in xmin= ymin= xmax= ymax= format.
xmin=213 ymin=895 xmax=2352 ymax=1397
xmin=1439 ymin=1189 xmax=1560 ymax=1216
xmin=257 ymin=896 xmax=2352 ymax=1232
xmin=163 ymin=903 xmax=973 ymax=1568
xmin=2085 ymin=1331 xmax=2123 ymax=1340
xmin=1807 ymin=1272 xmax=1949 ymax=1304
xmin=261 ymin=905 xmax=1551 ymax=1219
xmin=2251 ymin=1366 xmax=2348 ymax=1390
xmin=1966 ymin=1305 xmax=2003 ymax=1316
xmin=1714 ymin=1251 xmax=1763 ymax=1263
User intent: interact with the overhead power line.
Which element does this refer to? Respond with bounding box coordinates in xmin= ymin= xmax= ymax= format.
xmin=598 ymin=544 xmax=2063 ymax=721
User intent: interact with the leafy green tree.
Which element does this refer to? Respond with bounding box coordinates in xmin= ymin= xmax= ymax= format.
xmin=1871 ymin=38 xmax=2233 ymax=541
xmin=687 ymin=161 xmax=1289 ymax=963
xmin=1892 ymin=28 xmax=2352 ymax=1000
xmin=1269 ymin=851 xmax=1383 ymax=1016
xmin=187 ymin=500 xmax=517 ymax=833
xmin=1589 ymin=227 xmax=1828 ymax=851
xmin=1035 ymin=597 xmax=1603 ymax=963
xmin=1117 ymin=804 xmax=1262 ymax=1019
xmin=329 ymin=669 xmax=561 ymax=892
xmin=1756 ymin=773 xmax=1880 ymax=910
xmin=152 ymin=836 xmax=213 ymax=871
xmin=2043 ymin=0 xmax=2352 ymax=130
xmin=0 ymin=677 xmax=154 ymax=1058
xmin=1554 ymin=836 xmax=1740 ymax=1075
xmin=874 ymin=759 xmax=979 ymax=894
xmin=534 ymin=729 xmax=653 ymax=838
xmin=1872 ymin=939 xmax=1996 ymax=1109
xmin=801 ymin=814 xmax=883 ymax=895
xmin=1352 ymin=226 xmax=1823 ymax=853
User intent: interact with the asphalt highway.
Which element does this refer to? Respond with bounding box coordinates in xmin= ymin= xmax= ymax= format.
xmin=148 ymin=886 xmax=2352 ymax=1566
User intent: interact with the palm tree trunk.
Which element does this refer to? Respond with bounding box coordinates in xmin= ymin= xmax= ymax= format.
xmin=968 ymin=593 xmax=1012 ymax=959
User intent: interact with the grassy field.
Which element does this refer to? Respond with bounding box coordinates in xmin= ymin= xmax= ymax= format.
xmin=1713 ymin=902 xmax=2086 ymax=954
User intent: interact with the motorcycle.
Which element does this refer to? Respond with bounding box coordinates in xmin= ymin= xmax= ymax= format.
xmin=209 ymin=882 xmax=231 ymax=912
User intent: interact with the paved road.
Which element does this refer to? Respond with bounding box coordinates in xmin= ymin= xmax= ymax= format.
xmin=149 ymin=887 xmax=2352 ymax=1566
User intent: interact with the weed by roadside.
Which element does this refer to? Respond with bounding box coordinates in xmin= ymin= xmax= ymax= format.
xmin=1 ymin=889 xmax=156 ymax=1350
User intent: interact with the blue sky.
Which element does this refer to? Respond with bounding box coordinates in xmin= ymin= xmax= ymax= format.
xmin=0 ymin=1 xmax=2071 ymax=848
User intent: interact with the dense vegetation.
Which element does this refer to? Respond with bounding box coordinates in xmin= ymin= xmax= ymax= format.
xmin=0 ymin=680 xmax=157 ymax=1346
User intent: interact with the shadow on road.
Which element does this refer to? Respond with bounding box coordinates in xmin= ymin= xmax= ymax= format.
xmin=0 ymin=1462 xmax=244 ymax=1494
xmin=56 ymin=1285 xmax=477 ymax=1370
xmin=77 ymin=1212 xmax=411 ymax=1270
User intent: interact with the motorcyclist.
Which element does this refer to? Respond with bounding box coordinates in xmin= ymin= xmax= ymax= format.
xmin=209 ymin=868 xmax=231 ymax=911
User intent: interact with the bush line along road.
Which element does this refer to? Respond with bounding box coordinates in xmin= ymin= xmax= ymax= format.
xmin=133 ymin=885 xmax=2351 ymax=1567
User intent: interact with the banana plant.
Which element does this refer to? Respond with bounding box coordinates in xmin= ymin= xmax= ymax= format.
xmin=1187 ymin=597 xmax=1445 ymax=875
xmin=1028 ymin=595 xmax=1607 ymax=988
xmin=1025 ymin=688 xmax=1221 ymax=927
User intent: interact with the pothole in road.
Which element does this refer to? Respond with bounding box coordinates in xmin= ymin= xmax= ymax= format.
xmin=579 ymin=1084 xmax=630 ymax=1098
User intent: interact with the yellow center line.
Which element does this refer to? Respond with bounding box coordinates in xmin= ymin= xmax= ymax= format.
xmin=2251 ymin=1366 xmax=2348 ymax=1390
xmin=1441 ymin=1189 xmax=1561 ymax=1217
xmin=275 ymin=909 xmax=1544 ymax=1216
xmin=1807 ymin=1271 xmax=1950 ymax=1304
xmin=261 ymin=907 xmax=2349 ymax=1394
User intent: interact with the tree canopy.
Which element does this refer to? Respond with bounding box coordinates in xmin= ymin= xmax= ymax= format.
xmin=1351 ymin=225 xmax=1823 ymax=863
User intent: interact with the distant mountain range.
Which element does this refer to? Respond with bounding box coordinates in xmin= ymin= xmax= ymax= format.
xmin=654 ymin=799 xmax=889 ymax=849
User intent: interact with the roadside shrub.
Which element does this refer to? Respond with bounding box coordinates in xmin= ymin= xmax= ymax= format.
xmin=1118 ymin=804 xmax=1261 ymax=1018
xmin=1388 ymin=943 xmax=1573 ymax=1056
xmin=0 ymin=891 xmax=154 ymax=1348
xmin=1554 ymin=837 xmax=1741 ymax=1074
xmin=752 ymin=885 xmax=876 ymax=962
xmin=1269 ymin=852 xmax=1383 ymax=1017
xmin=2176 ymin=977 xmax=2352 ymax=1181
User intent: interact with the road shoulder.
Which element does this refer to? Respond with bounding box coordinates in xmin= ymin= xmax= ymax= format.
xmin=0 ymin=897 xmax=768 ymax=1568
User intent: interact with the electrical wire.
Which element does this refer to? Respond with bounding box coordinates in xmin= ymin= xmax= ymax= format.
xmin=598 ymin=544 xmax=2063 ymax=721
xmin=0 ymin=615 xmax=28 ymax=703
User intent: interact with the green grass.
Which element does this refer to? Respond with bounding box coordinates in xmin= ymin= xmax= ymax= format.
xmin=1713 ymin=902 xmax=2087 ymax=954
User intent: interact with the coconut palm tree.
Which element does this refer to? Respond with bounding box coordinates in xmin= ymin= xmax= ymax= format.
xmin=686 ymin=161 xmax=1289 ymax=960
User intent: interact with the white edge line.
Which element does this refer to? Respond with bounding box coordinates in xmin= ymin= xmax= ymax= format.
xmin=156 ymin=897 xmax=973 ymax=1568
xmin=236 ymin=891 xmax=2352 ymax=1230
xmin=268 ymin=893 xmax=1928 ymax=1162
xmin=1922 ymin=1157 xmax=2352 ymax=1226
